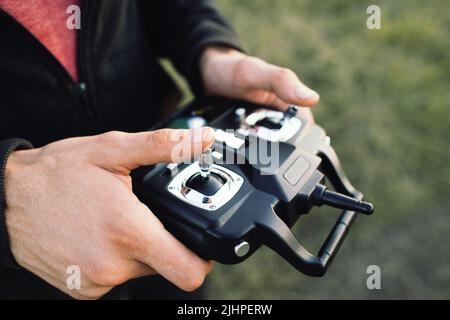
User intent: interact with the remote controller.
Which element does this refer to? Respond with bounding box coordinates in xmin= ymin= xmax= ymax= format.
xmin=132 ymin=98 xmax=374 ymax=276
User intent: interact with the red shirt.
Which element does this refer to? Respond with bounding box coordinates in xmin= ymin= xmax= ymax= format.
xmin=0 ymin=0 xmax=82 ymax=81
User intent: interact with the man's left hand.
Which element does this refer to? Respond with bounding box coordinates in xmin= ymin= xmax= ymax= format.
xmin=200 ymin=46 xmax=319 ymax=121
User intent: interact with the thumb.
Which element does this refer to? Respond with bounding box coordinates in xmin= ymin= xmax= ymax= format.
xmin=93 ymin=127 xmax=215 ymax=172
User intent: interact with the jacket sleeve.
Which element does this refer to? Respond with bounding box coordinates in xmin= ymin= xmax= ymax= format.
xmin=141 ymin=0 xmax=244 ymax=95
xmin=0 ymin=139 xmax=33 ymax=269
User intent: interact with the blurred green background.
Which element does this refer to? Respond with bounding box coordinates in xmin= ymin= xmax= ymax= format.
xmin=172 ymin=0 xmax=450 ymax=299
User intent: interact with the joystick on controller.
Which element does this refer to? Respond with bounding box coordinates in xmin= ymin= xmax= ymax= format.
xmin=185 ymin=149 xmax=226 ymax=197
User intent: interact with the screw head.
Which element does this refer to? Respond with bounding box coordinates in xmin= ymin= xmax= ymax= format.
xmin=234 ymin=241 xmax=250 ymax=257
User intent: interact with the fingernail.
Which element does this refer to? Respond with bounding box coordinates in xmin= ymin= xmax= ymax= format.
xmin=203 ymin=127 xmax=215 ymax=142
xmin=296 ymin=87 xmax=319 ymax=101
xmin=190 ymin=127 xmax=214 ymax=143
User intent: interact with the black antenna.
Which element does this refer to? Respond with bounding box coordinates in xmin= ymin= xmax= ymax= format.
xmin=312 ymin=184 xmax=374 ymax=215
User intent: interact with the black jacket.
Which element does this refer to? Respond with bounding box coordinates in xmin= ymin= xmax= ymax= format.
xmin=0 ymin=0 xmax=241 ymax=299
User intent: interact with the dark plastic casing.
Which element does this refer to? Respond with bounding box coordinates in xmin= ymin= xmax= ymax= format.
xmin=132 ymin=98 xmax=369 ymax=276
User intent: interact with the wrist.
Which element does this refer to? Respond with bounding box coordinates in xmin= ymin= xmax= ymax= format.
xmin=0 ymin=139 xmax=33 ymax=269
xmin=200 ymin=46 xmax=245 ymax=95
xmin=4 ymin=150 xmax=25 ymax=209
xmin=200 ymin=45 xmax=242 ymax=65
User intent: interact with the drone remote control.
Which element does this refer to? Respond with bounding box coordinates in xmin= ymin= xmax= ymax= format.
xmin=132 ymin=97 xmax=374 ymax=276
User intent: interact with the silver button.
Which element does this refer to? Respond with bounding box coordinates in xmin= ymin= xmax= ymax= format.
xmin=234 ymin=241 xmax=250 ymax=257
xmin=236 ymin=128 xmax=249 ymax=137
xmin=211 ymin=151 xmax=223 ymax=161
xmin=215 ymin=129 xmax=245 ymax=150
xmin=166 ymin=163 xmax=179 ymax=175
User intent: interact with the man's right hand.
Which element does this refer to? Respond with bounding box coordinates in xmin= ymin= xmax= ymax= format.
xmin=3 ymin=128 xmax=215 ymax=299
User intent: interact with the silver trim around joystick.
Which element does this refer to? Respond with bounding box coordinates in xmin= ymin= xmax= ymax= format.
xmin=166 ymin=161 xmax=244 ymax=211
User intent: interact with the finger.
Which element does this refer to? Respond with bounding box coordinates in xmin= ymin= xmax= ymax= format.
xmin=268 ymin=97 xmax=290 ymax=111
xmin=131 ymin=205 xmax=213 ymax=292
xmin=126 ymin=260 xmax=156 ymax=280
xmin=264 ymin=65 xmax=320 ymax=107
xmin=237 ymin=57 xmax=319 ymax=107
xmin=245 ymin=90 xmax=291 ymax=111
xmin=93 ymin=127 xmax=215 ymax=171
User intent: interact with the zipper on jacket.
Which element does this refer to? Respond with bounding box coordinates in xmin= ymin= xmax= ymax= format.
xmin=74 ymin=0 xmax=102 ymax=129
xmin=75 ymin=82 xmax=93 ymax=117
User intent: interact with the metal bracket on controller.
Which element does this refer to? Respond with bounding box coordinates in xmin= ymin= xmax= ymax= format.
xmin=241 ymin=107 xmax=303 ymax=142
xmin=166 ymin=162 xmax=244 ymax=211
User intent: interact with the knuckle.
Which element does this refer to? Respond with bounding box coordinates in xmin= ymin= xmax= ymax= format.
xmin=150 ymin=129 xmax=172 ymax=149
xmin=180 ymin=275 xmax=206 ymax=292
xmin=98 ymin=131 xmax=127 ymax=147
xmin=179 ymin=264 xmax=209 ymax=292
xmin=85 ymin=261 xmax=126 ymax=287
xmin=276 ymin=67 xmax=294 ymax=79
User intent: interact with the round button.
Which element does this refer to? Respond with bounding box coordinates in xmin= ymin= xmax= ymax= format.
xmin=234 ymin=241 xmax=250 ymax=257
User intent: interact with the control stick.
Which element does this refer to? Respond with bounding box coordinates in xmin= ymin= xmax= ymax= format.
xmin=198 ymin=148 xmax=213 ymax=179
xmin=284 ymin=105 xmax=299 ymax=121
xmin=185 ymin=148 xmax=225 ymax=196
